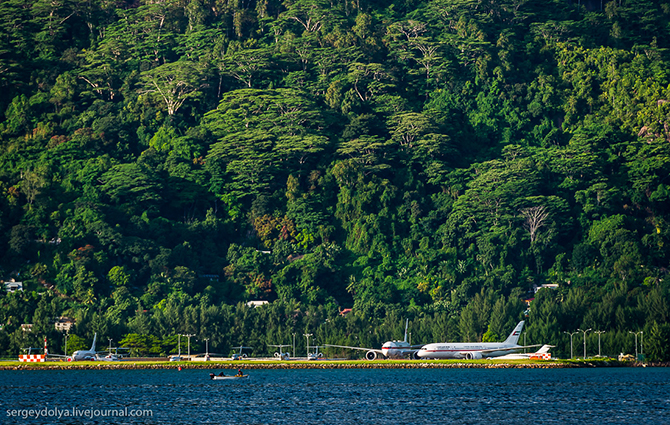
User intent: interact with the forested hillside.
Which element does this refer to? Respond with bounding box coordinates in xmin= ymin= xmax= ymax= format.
xmin=1 ymin=0 xmax=669 ymax=360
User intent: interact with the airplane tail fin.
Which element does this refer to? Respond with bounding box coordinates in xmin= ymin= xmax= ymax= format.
xmin=504 ymin=321 xmax=524 ymax=345
xmin=90 ymin=333 xmax=97 ymax=351
xmin=537 ymin=344 xmax=554 ymax=354
xmin=403 ymin=319 xmax=409 ymax=343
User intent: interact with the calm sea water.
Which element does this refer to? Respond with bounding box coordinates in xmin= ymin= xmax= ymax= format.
xmin=1 ymin=367 xmax=669 ymax=424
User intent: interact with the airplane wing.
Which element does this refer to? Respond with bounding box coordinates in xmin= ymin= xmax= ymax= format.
xmin=47 ymin=353 xmax=69 ymax=358
xmin=323 ymin=344 xmax=384 ymax=355
xmin=478 ymin=344 xmax=544 ymax=355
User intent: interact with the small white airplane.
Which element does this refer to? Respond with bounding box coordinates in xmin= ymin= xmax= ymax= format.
xmin=68 ymin=333 xmax=99 ymax=361
xmin=307 ymin=345 xmax=325 ymax=360
xmin=325 ymin=319 xmax=423 ymax=360
xmin=230 ymin=345 xmax=253 ymax=360
xmin=268 ymin=344 xmax=291 ymax=360
xmin=492 ymin=344 xmax=554 ymax=360
xmin=417 ymin=321 xmax=541 ymax=360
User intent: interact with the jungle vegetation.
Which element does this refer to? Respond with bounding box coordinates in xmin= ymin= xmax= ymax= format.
xmin=0 ymin=0 xmax=669 ymax=360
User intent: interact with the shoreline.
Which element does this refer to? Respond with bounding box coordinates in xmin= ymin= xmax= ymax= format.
xmin=1 ymin=359 xmax=664 ymax=370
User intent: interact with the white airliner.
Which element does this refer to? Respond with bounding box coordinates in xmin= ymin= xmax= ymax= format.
xmin=493 ymin=344 xmax=554 ymax=360
xmin=325 ymin=319 xmax=423 ymax=360
xmin=417 ymin=321 xmax=540 ymax=360
xmin=68 ymin=333 xmax=98 ymax=361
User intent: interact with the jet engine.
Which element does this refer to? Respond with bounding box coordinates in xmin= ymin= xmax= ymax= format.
xmin=464 ymin=352 xmax=483 ymax=360
xmin=365 ymin=351 xmax=378 ymax=361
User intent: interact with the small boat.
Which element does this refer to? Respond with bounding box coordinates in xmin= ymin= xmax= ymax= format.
xmin=209 ymin=373 xmax=249 ymax=380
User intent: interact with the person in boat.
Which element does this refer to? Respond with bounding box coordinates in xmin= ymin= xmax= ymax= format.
xmin=236 ymin=368 xmax=243 ymax=377
xmin=219 ymin=372 xmax=224 ymax=377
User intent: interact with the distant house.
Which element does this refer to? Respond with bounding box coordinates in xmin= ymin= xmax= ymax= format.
xmin=54 ymin=316 xmax=75 ymax=332
xmin=339 ymin=308 xmax=352 ymax=317
xmin=246 ymin=300 xmax=269 ymax=308
xmin=4 ymin=279 xmax=23 ymax=293
xmin=21 ymin=324 xmax=33 ymax=332
xmin=533 ymin=283 xmax=559 ymax=293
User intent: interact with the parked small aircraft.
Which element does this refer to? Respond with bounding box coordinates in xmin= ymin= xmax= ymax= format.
xmin=268 ymin=344 xmax=291 ymax=360
xmin=325 ymin=319 xmax=423 ymax=360
xmin=230 ymin=345 xmax=253 ymax=360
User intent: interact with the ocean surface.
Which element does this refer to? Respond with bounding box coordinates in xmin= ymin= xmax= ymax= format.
xmin=1 ymin=366 xmax=669 ymax=424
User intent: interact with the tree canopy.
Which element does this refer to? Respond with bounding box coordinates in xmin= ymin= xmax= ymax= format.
xmin=1 ymin=0 xmax=669 ymax=360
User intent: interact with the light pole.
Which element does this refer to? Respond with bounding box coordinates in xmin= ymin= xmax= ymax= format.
xmin=184 ymin=334 xmax=195 ymax=360
xmin=177 ymin=334 xmax=181 ymax=357
xmin=204 ymin=338 xmax=210 ymax=360
xmin=304 ymin=333 xmax=313 ymax=358
xmin=564 ymin=331 xmax=578 ymax=359
xmin=108 ymin=338 xmax=113 ymax=354
xmin=292 ymin=333 xmax=296 ymax=359
xmin=64 ymin=331 xmax=69 ymax=357
xmin=595 ymin=331 xmax=605 ymax=357
xmin=577 ymin=328 xmax=591 ymax=358
xmin=629 ymin=331 xmax=642 ymax=360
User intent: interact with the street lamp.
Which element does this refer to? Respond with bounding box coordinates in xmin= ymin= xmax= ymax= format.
xmin=292 ymin=333 xmax=296 ymax=359
xmin=204 ymin=338 xmax=210 ymax=360
xmin=594 ymin=331 xmax=605 ymax=357
xmin=577 ymin=328 xmax=591 ymax=359
xmin=64 ymin=331 xmax=69 ymax=357
xmin=629 ymin=331 xmax=643 ymax=360
xmin=108 ymin=338 xmax=113 ymax=354
xmin=184 ymin=334 xmax=195 ymax=360
xmin=304 ymin=333 xmax=313 ymax=358
xmin=177 ymin=334 xmax=181 ymax=357
xmin=564 ymin=331 xmax=578 ymax=359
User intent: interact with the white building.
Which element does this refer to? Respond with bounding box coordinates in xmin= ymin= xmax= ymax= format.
xmin=4 ymin=279 xmax=23 ymax=293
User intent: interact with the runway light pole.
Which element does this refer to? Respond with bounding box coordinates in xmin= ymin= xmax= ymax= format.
xmin=564 ymin=331 xmax=578 ymax=359
xmin=629 ymin=331 xmax=642 ymax=360
xmin=595 ymin=331 xmax=605 ymax=357
xmin=184 ymin=334 xmax=195 ymax=360
xmin=577 ymin=328 xmax=591 ymax=359
xmin=304 ymin=333 xmax=313 ymax=358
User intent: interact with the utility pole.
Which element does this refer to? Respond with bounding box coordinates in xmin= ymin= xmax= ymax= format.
xmin=595 ymin=331 xmax=605 ymax=357
xmin=177 ymin=334 xmax=181 ymax=357
xmin=564 ymin=331 xmax=578 ymax=359
xmin=577 ymin=328 xmax=591 ymax=359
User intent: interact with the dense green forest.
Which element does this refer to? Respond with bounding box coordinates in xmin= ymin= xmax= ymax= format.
xmin=1 ymin=0 xmax=669 ymax=360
